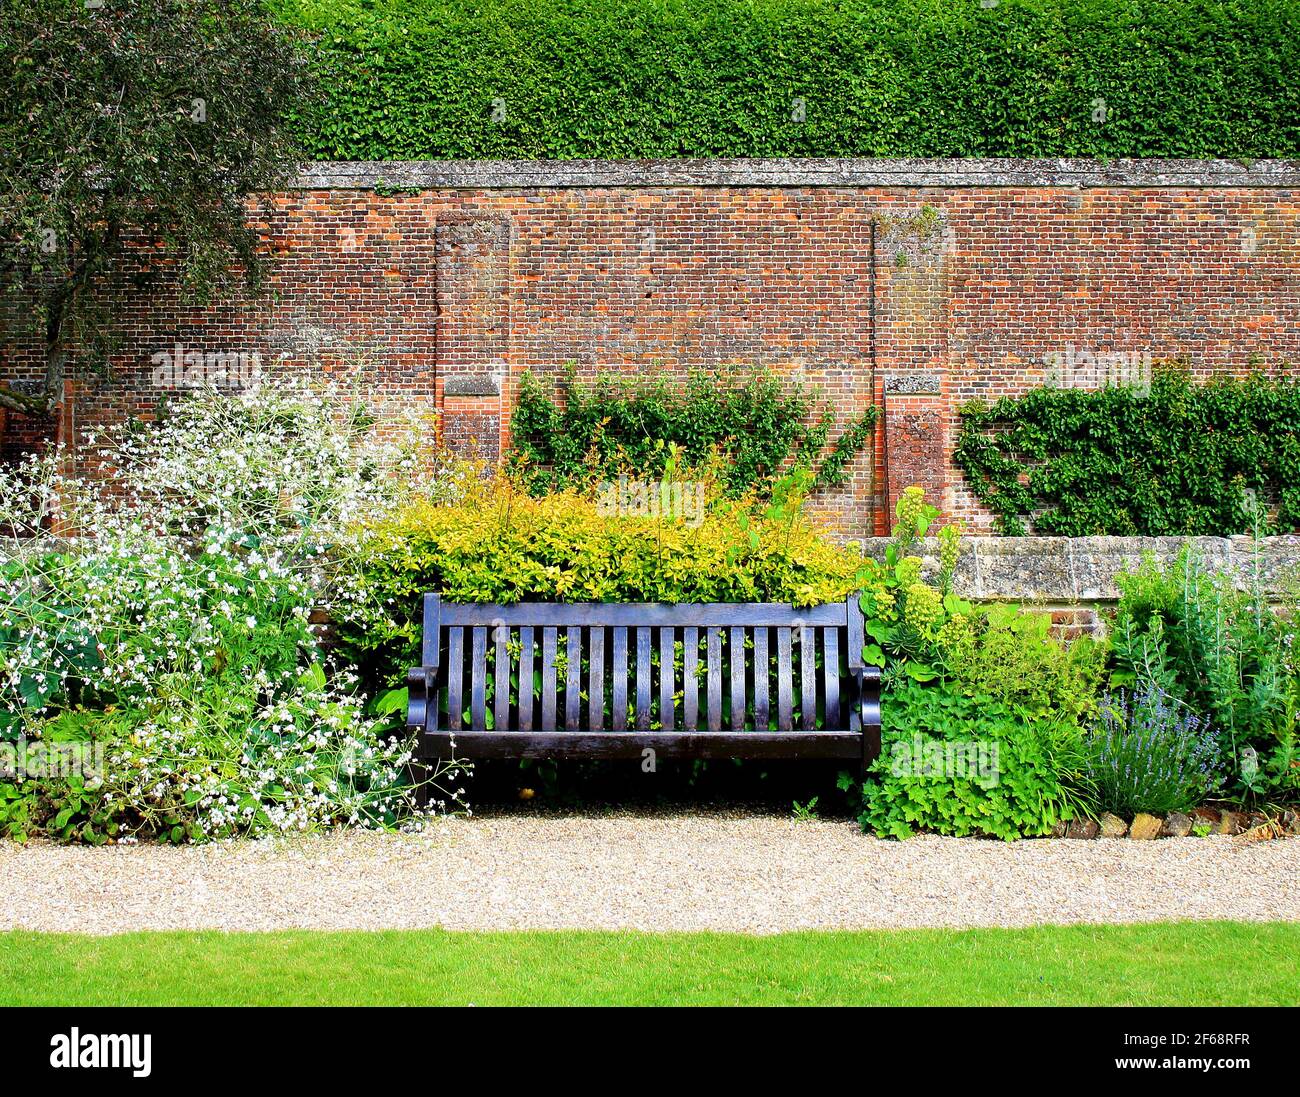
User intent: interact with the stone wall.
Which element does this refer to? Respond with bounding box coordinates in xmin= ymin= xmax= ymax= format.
xmin=862 ymin=534 xmax=1300 ymax=637
xmin=5 ymin=157 xmax=1300 ymax=536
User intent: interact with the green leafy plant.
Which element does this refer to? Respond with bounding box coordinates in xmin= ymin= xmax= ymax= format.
xmin=849 ymin=679 xmax=1086 ymax=841
xmin=955 ymin=366 xmax=1300 ymax=536
xmin=337 ymin=471 xmax=867 ymax=688
xmin=1110 ymin=542 xmax=1299 ymax=802
xmin=510 ymin=366 xmax=877 ymax=499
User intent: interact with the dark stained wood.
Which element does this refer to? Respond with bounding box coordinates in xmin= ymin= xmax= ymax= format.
xmin=439 ymin=601 xmax=848 ymax=628
xmin=518 ymin=626 xmax=535 ymax=732
xmin=659 ymin=627 xmax=675 ymax=733
xmin=635 ymin=627 xmax=652 ymax=732
xmin=446 ymin=626 xmax=465 ymax=732
xmin=682 ymin=626 xmax=699 ymax=728
xmin=565 ymin=625 xmax=582 ymax=731
xmin=776 ymin=627 xmax=793 ymax=732
xmin=752 ymin=626 xmax=769 ymax=731
xmin=588 ymin=627 xmax=605 ymax=732
xmin=800 ymin=624 xmax=817 ymax=731
xmin=408 ymin=596 xmax=884 ymax=778
xmin=470 ymin=625 xmax=488 ymax=731
xmin=823 ymin=627 xmax=840 ymax=728
xmin=729 ymin=626 xmax=745 ymax=731
xmin=611 ymin=626 xmax=629 ymax=731
xmin=541 ymin=627 xmax=558 ymax=733
xmin=493 ymin=623 xmax=510 ymax=733
xmin=706 ymin=627 xmax=723 ymax=733
xmin=424 ymin=730 xmax=862 ymax=761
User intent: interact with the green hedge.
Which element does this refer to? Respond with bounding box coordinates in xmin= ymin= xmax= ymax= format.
xmin=954 ymin=369 xmax=1300 ymax=536
xmin=273 ymin=0 xmax=1300 ymax=161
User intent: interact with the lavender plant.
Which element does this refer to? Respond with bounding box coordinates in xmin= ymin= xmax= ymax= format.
xmin=1084 ymin=687 xmax=1223 ymax=815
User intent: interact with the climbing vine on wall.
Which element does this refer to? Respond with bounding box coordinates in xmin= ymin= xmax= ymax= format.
xmin=510 ymin=366 xmax=879 ymax=498
xmin=954 ymin=366 xmax=1300 ymax=536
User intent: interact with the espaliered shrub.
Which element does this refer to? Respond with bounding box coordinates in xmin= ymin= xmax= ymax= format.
xmin=273 ymin=0 xmax=1300 ymax=160
xmin=510 ymin=367 xmax=877 ymax=498
xmin=955 ymin=368 xmax=1300 ymax=536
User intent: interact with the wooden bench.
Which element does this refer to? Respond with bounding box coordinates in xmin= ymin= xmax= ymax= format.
xmin=406 ymin=595 xmax=882 ymax=786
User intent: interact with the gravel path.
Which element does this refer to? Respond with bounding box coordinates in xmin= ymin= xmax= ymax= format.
xmin=2 ymin=809 xmax=1297 ymax=935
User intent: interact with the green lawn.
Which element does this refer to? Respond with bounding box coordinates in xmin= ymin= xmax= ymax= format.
xmin=2 ymin=921 xmax=1296 ymax=1005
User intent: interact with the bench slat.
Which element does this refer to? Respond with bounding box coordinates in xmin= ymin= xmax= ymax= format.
xmin=439 ymin=602 xmax=849 ymax=628
xmin=588 ymin=627 xmax=605 ymax=732
xmin=541 ymin=627 xmax=558 ymax=732
xmin=659 ymin=627 xmax=675 ymax=733
xmin=753 ymin=626 xmax=770 ymax=731
xmin=635 ymin=627 xmax=652 ymax=732
xmin=800 ymin=625 xmax=817 ymax=731
xmin=729 ymin=626 xmax=745 ymax=731
xmin=706 ymin=627 xmax=723 ymax=733
xmin=566 ymin=625 xmax=582 ymax=731
xmin=518 ymin=626 xmax=535 ymax=731
xmin=682 ymin=626 xmax=699 ymax=728
xmin=612 ymin=627 xmax=629 ymax=731
xmin=494 ymin=624 xmax=510 ymax=732
xmin=823 ymin=627 xmax=840 ymax=728
xmin=776 ymin=627 xmax=793 ymax=732
xmin=470 ymin=625 xmax=488 ymax=731
xmin=446 ymin=627 xmax=465 ymax=731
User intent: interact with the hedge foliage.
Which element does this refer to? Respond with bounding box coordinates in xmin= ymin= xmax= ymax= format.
xmin=272 ymin=0 xmax=1300 ymax=160
xmin=510 ymin=367 xmax=878 ymax=498
xmin=954 ymin=369 xmax=1300 ymax=536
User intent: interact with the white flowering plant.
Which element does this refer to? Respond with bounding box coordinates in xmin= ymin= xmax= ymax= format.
xmin=0 ymin=382 xmax=469 ymax=843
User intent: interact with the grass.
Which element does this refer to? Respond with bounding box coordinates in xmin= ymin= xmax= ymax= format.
xmin=1 ymin=921 xmax=1296 ymax=1005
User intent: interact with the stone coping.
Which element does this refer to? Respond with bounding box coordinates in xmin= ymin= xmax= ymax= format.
xmin=858 ymin=535 xmax=1300 ymax=602
xmin=7 ymin=534 xmax=1299 ymax=604
xmin=296 ymin=158 xmax=1300 ymax=191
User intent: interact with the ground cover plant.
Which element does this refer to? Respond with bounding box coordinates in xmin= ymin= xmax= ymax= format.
xmin=847 ymin=487 xmax=1106 ymax=838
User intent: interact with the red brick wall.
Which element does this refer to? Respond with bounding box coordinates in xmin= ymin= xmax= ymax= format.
xmin=5 ymin=171 xmax=1298 ymax=535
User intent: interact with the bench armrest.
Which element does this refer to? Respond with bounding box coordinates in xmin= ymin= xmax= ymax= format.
xmin=407 ymin=666 xmax=435 ymax=733
xmin=855 ymin=665 xmax=883 ymax=770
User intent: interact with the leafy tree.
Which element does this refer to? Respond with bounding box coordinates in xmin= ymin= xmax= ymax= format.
xmin=0 ymin=0 xmax=317 ymax=413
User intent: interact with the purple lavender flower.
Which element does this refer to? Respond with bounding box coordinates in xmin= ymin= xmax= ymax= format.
xmin=1084 ymin=686 xmax=1222 ymax=815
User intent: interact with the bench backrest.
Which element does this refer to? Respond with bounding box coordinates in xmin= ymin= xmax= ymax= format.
xmin=416 ymin=595 xmax=866 ymax=734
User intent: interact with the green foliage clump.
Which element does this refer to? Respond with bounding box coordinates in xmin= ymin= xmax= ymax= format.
xmin=1110 ymin=540 xmax=1300 ymax=803
xmin=955 ymin=368 xmax=1300 ymax=536
xmin=851 ymin=679 xmax=1086 ymax=841
xmin=337 ymin=472 xmax=867 ymax=686
xmin=847 ymin=487 xmax=1106 ymax=838
xmin=0 ymin=385 xmax=462 ymax=844
xmin=857 ymin=487 xmax=1108 ymax=720
xmin=272 ymin=0 xmax=1300 ymax=161
xmin=510 ymin=367 xmax=878 ymax=498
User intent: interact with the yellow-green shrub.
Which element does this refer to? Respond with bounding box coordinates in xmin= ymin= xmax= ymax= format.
xmin=335 ymin=476 xmax=866 ymax=686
